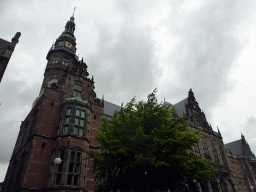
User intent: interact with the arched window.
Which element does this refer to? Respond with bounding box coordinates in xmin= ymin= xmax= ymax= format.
xmin=218 ymin=142 xmax=228 ymax=166
xmin=193 ymin=143 xmax=201 ymax=157
xmin=210 ymin=140 xmax=220 ymax=164
xmin=200 ymin=136 xmax=211 ymax=160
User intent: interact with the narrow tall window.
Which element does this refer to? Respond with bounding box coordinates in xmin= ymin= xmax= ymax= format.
xmin=63 ymin=108 xmax=71 ymax=135
xmin=193 ymin=143 xmax=201 ymax=157
xmin=15 ymin=152 xmax=27 ymax=190
xmin=56 ymin=151 xmax=65 ymax=185
xmin=29 ymin=110 xmax=38 ymax=138
xmin=67 ymin=151 xmax=81 ymax=186
xmin=218 ymin=142 xmax=228 ymax=166
xmin=73 ymin=109 xmax=85 ymax=137
xmin=201 ymin=136 xmax=211 ymax=160
xmin=73 ymin=84 xmax=82 ymax=98
xmin=210 ymin=140 xmax=220 ymax=164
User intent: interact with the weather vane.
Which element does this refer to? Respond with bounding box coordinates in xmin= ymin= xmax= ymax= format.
xmin=72 ymin=7 xmax=77 ymax=17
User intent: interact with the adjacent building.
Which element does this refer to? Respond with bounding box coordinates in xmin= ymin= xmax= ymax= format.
xmin=1 ymin=15 xmax=256 ymax=192
xmin=0 ymin=32 xmax=21 ymax=83
xmin=164 ymin=90 xmax=256 ymax=192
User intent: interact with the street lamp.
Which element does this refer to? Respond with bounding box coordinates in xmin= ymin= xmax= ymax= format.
xmin=52 ymin=157 xmax=61 ymax=192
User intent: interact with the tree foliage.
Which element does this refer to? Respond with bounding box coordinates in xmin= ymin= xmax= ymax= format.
xmin=86 ymin=89 xmax=218 ymax=192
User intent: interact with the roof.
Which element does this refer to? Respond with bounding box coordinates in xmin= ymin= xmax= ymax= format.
xmin=172 ymin=98 xmax=188 ymax=117
xmin=224 ymin=139 xmax=243 ymax=155
xmin=0 ymin=38 xmax=10 ymax=57
xmin=103 ymin=100 xmax=121 ymax=117
xmin=103 ymin=96 xmax=187 ymax=118
xmin=65 ymin=97 xmax=90 ymax=106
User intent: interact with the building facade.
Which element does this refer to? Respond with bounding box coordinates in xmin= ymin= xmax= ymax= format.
xmin=0 ymin=32 xmax=21 ymax=83
xmin=2 ymin=16 xmax=256 ymax=192
xmin=164 ymin=90 xmax=256 ymax=192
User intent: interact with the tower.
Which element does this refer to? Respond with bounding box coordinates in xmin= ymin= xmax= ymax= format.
xmin=0 ymin=32 xmax=21 ymax=83
xmin=2 ymin=15 xmax=103 ymax=192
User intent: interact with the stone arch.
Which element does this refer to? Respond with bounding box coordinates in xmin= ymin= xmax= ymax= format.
xmin=227 ymin=177 xmax=236 ymax=192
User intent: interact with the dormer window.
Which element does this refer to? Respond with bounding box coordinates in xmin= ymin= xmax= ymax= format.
xmin=73 ymin=84 xmax=82 ymax=98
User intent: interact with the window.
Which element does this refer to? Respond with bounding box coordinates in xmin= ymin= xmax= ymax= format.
xmin=52 ymin=56 xmax=60 ymax=64
xmin=73 ymin=109 xmax=85 ymax=136
xmin=236 ymin=182 xmax=241 ymax=191
xmin=193 ymin=143 xmax=201 ymax=157
xmin=67 ymin=151 xmax=81 ymax=186
xmin=210 ymin=140 xmax=220 ymax=164
xmin=218 ymin=142 xmax=228 ymax=166
xmin=56 ymin=151 xmax=65 ymax=185
xmin=201 ymin=136 xmax=211 ymax=160
xmin=73 ymin=84 xmax=82 ymax=98
xmin=62 ymin=58 xmax=69 ymax=66
xmin=63 ymin=108 xmax=71 ymax=135
xmin=29 ymin=110 xmax=38 ymax=138
xmin=14 ymin=152 xmax=27 ymax=189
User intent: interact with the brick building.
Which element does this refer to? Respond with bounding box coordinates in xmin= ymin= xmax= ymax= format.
xmin=2 ymin=15 xmax=256 ymax=192
xmin=164 ymin=90 xmax=256 ymax=192
xmin=0 ymin=32 xmax=21 ymax=83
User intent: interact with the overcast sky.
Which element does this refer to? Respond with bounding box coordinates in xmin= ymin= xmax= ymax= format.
xmin=1 ymin=0 xmax=256 ymax=182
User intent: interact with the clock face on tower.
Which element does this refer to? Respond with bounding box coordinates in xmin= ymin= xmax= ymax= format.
xmin=65 ymin=41 xmax=72 ymax=48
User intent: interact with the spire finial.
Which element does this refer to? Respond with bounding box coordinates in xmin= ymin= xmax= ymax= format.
xmin=72 ymin=7 xmax=77 ymax=17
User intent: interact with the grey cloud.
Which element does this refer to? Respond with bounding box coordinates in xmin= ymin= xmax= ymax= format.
xmin=243 ymin=116 xmax=256 ymax=138
xmin=0 ymin=79 xmax=39 ymax=163
xmin=161 ymin=0 xmax=255 ymax=125
xmin=87 ymin=5 xmax=160 ymax=105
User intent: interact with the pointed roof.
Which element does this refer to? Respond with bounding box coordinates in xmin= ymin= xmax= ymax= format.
xmin=172 ymin=98 xmax=188 ymax=117
xmin=225 ymin=139 xmax=243 ymax=155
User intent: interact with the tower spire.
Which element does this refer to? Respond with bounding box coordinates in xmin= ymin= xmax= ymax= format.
xmin=72 ymin=7 xmax=77 ymax=17
xmin=53 ymin=11 xmax=77 ymax=54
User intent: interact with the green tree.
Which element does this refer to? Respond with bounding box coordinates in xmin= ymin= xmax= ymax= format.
xmin=86 ymin=89 xmax=218 ymax=192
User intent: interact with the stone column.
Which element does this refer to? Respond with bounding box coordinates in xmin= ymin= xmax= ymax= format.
xmin=231 ymin=185 xmax=236 ymax=192
xmin=223 ymin=183 xmax=228 ymax=192
xmin=195 ymin=182 xmax=202 ymax=192
xmin=216 ymin=181 xmax=222 ymax=192
xmin=207 ymin=180 xmax=213 ymax=192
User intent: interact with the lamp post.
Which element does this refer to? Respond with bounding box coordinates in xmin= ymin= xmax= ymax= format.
xmin=52 ymin=157 xmax=61 ymax=192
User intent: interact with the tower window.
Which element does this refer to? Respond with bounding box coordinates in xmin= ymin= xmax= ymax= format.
xmin=62 ymin=58 xmax=69 ymax=66
xmin=67 ymin=151 xmax=81 ymax=186
xmin=73 ymin=109 xmax=85 ymax=137
xmin=52 ymin=56 xmax=60 ymax=64
xmin=73 ymin=84 xmax=82 ymax=98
